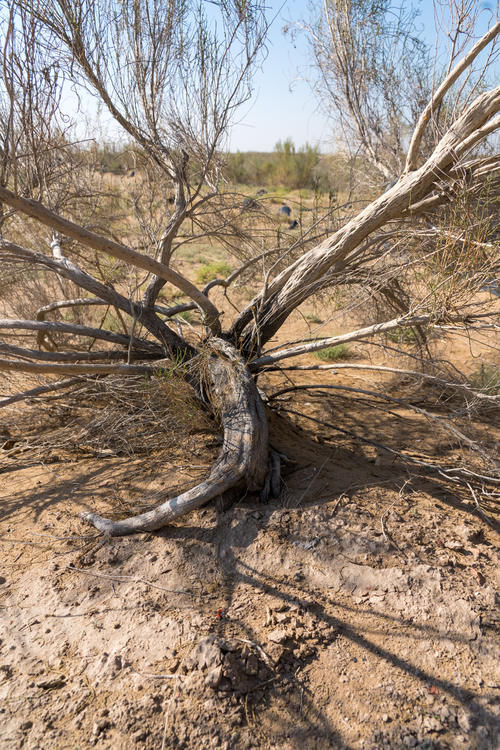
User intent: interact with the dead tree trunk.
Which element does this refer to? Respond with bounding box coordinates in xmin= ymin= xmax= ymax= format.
xmin=81 ymin=340 xmax=272 ymax=535
xmin=0 ymin=10 xmax=498 ymax=535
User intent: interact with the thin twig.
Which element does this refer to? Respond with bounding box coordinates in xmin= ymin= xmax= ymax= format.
xmin=293 ymin=457 xmax=329 ymax=508
xmin=465 ymin=482 xmax=496 ymax=528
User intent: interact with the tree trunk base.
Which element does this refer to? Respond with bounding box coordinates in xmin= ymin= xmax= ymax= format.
xmin=82 ymin=340 xmax=274 ymax=536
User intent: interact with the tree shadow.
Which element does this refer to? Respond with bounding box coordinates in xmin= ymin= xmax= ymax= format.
xmin=157 ymin=510 xmax=499 ymax=749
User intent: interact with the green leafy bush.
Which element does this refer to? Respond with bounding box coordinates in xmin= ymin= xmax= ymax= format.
xmin=196 ymin=262 xmax=232 ymax=283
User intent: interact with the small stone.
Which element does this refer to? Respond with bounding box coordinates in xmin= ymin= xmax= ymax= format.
xmin=92 ymin=720 xmax=111 ymax=736
xmin=37 ymin=676 xmax=66 ymax=690
xmin=382 ymin=714 xmax=391 ymax=723
xmin=422 ymin=716 xmax=443 ymax=732
xmin=444 ymin=539 xmax=464 ymax=550
xmin=185 ymin=635 xmax=222 ymax=672
xmin=245 ymin=654 xmax=259 ymax=676
xmin=205 ymin=666 xmax=223 ymax=689
xmin=457 ymin=709 xmax=473 ymax=732
xmin=403 ymin=736 xmax=417 ymax=747
xmin=268 ymin=629 xmax=287 ymax=644
xmin=274 ymin=612 xmax=290 ymax=624
xmin=218 ymin=639 xmax=240 ymax=653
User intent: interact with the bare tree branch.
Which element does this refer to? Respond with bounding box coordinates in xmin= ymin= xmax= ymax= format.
xmin=0 ymin=239 xmax=186 ymax=354
xmin=0 ymin=340 xmax=158 ymax=362
xmin=406 ymin=21 xmax=500 ymax=172
xmin=0 ymin=358 xmax=156 ymax=376
xmin=0 ymin=376 xmax=85 ymax=408
xmin=262 ymin=363 xmax=499 ymax=402
xmin=0 ymin=186 xmax=222 ymax=333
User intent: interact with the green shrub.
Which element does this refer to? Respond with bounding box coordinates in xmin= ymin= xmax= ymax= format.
xmin=196 ymin=261 xmax=232 ymax=283
xmin=315 ymin=344 xmax=351 ymax=361
xmin=305 ymin=313 xmax=323 ymax=324
xmin=385 ymin=326 xmax=418 ymax=344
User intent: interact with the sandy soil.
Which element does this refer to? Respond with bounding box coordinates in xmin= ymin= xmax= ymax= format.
xmin=1 ymin=312 xmax=499 ymax=750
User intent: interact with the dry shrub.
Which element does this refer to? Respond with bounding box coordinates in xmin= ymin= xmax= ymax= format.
xmin=0 ymin=372 xmax=214 ymax=473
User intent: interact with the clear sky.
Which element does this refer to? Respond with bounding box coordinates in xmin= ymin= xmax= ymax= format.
xmin=227 ymin=0 xmax=330 ymax=153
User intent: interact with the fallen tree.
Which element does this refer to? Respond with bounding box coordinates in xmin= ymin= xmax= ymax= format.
xmin=0 ymin=1 xmax=498 ymax=534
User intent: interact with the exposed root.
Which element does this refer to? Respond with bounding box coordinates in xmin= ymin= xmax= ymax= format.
xmin=81 ymin=340 xmax=272 ymax=535
xmin=259 ymin=449 xmax=282 ymax=503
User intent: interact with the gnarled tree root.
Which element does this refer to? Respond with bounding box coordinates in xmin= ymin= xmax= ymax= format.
xmin=81 ymin=339 xmax=275 ymax=536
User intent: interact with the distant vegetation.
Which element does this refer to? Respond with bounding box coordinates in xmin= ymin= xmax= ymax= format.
xmin=225 ymin=139 xmax=352 ymax=192
xmin=315 ymin=344 xmax=352 ymax=361
xmin=92 ymin=138 xmax=352 ymax=194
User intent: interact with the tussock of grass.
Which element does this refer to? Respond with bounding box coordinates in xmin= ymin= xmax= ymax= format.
xmin=196 ymin=261 xmax=232 ymax=283
xmin=306 ymin=313 xmax=323 ymax=324
xmin=315 ymin=344 xmax=351 ymax=361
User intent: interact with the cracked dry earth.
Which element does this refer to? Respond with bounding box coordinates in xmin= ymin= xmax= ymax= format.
xmin=1 ymin=404 xmax=500 ymax=749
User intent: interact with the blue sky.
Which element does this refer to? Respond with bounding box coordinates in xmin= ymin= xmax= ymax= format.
xmin=79 ymin=0 xmax=437 ymax=153
xmin=227 ymin=0 xmax=329 ymax=152
xmin=227 ymin=0 xmax=498 ymax=152
xmin=227 ymin=0 xmax=434 ymax=152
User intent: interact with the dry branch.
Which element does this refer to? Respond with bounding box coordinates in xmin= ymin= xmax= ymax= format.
xmin=0 ymin=359 xmax=156 ymax=376
xmin=232 ymin=84 xmax=500 ymax=348
xmin=0 ymin=239 xmax=183 ymax=354
xmin=405 ymin=22 xmax=500 ymax=172
xmin=0 ymin=318 xmax=147 ymax=349
xmin=0 ymin=341 xmax=156 ymax=363
xmin=0 ymin=377 xmax=85 ymax=408
xmin=250 ymin=314 xmax=432 ymax=369
xmin=263 ymin=363 xmax=499 ymax=402
xmin=0 ymin=186 xmax=221 ymax=334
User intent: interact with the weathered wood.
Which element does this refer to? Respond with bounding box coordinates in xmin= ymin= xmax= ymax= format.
xmin=0 ymin=240 xmax=187 ymax=355
xmin=231 ymin=86 xmax=500 ymax=350
xmin=82 ymin=340 xmax=270 ymax=535
xmin=0 ymin=359 xmax=157 ymax=376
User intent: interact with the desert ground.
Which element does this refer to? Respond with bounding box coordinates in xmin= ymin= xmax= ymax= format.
xmin=1 ymin=270 xmax=499 ymax=749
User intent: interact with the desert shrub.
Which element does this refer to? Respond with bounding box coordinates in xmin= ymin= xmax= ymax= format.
xmin=196 ymin=262 xmax=232 ymax=283
xmin=315 ymin=344 xmax=351 ymax=361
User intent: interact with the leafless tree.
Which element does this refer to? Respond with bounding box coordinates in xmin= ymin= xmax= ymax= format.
xmin=0 ymin=1 xmax=499 ymax=535
xmin=303 ymin=0 xmax=500 ymax=183
xmin=302 ymin=0 xmax=432 ymax=180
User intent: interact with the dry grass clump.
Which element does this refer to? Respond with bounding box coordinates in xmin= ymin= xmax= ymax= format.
xmin=0 ymin=372 xmax=214 ymax=472
xmin=73 ymin=373 xmax=212 ymax=456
